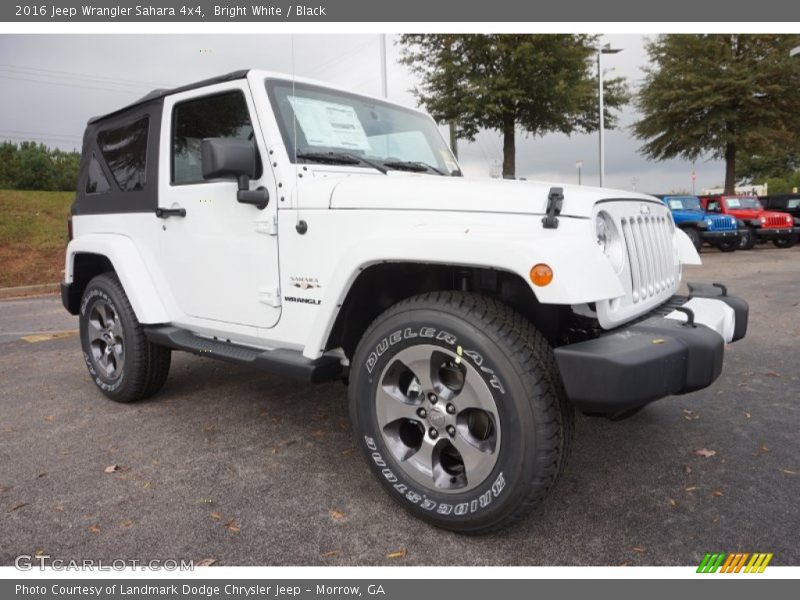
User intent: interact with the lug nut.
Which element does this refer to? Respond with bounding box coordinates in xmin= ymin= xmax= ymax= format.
xmin=416 ymin=407 xmax=427 ymax=418
xmin=428 ymin=393 xmax=438 ymax=404
xmin=429 ymin=428 xmax=439 ymax=439
xmin=446 ymin=403 xmax=456 ymax=414
xmin=446 ymin=425 xmax=456 ymax=437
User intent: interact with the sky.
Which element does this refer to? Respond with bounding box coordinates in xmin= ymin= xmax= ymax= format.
xmin=0 ymin=34 xmax=725 ymax=193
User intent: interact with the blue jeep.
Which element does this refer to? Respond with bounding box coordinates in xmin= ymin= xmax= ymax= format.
xmin=661 ymin=195 xmax=740 ymax=252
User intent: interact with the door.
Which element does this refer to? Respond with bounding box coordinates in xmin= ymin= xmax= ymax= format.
xmin=157 ymin=81 xmax=281 ymax=329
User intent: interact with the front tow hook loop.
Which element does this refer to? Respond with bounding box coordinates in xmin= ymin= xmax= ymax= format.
xmin=673 ymin=306 xmax=696 ymax=328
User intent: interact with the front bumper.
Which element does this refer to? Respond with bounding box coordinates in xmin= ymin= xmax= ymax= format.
xmin=754 ymin=227 xmax=800 ymax=239
xmin=554 ymin=283 xmax=748 ymax=412
xmin=701 ymin=229 xmax=740 ymax=242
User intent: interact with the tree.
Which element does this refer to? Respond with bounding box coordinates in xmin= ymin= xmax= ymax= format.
xmin=399 ymin=34 xmax=628 ymax=179
xmin=634 ymin=34 xmax=800 ymax=194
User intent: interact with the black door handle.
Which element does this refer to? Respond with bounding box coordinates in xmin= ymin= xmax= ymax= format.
xmin=156 ymin=207 xmax=187 ymax=218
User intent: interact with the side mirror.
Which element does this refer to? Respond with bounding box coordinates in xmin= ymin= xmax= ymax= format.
xmin=200 ymin=138 xmax=269 ymax=210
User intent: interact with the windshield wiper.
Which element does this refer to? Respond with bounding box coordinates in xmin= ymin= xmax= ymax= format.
xmin=382 ymin=160 xmax=447 ymax=176
xmin=296 ymin=151 xmax=387 ymax=174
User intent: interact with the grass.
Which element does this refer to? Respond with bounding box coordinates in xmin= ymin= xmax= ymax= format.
xmin=0 ymin=189 xmax=74 ymax=288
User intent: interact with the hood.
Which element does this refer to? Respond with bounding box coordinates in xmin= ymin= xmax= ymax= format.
xmin=671 ymin=208 xmax=705 ymax=219
xmin=725 ymin=208 xmax=762 ymax=219
xmin=326 ymin=174 xmax=659 ymax=219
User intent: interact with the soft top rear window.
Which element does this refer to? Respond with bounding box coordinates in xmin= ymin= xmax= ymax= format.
xmin=97 ymin=116 xmax=149 ymax=191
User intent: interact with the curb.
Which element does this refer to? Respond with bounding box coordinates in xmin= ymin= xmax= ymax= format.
xmin=0 ymin=283 xmax=60 ymax=300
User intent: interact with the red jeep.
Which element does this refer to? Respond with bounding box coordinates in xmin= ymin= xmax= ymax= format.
xmin=700 ymin=195 xmax=798 ymax=250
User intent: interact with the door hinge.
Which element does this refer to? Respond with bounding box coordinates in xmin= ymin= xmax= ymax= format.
xmin=256 ymin=215 xmax=278 ymax=236
xmin=258 ymin=286 xmax=281 ymax=307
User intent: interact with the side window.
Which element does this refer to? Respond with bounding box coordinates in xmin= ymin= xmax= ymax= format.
xmin=707 ymin=201 xmax=720 ymax=213
xmin=96 ymin=117 xmax=149 ymax=191
xmin=85 ymin=154 xmax=111 ymax=194
xmin=172 ymin=90 xmax=261 ymax=184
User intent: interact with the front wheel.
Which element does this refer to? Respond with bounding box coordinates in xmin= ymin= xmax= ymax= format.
xmin=774 ymin=235 xmax=797 ymax=249
xmin=349 ymin=292 xmax=573 ymax=534
xmin=716 ymin=240 xmax=738 ymax=253
xmin=683 ymin=227 xmax=702 ymax=252
xmin=79 ymin=273 xmax=171 ymax=402
xmin=739 ymin=227 xmax=757 ymax=250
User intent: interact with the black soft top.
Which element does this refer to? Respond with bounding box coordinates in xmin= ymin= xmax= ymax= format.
xmin=87 ymin=69 xmax=250 ymax=124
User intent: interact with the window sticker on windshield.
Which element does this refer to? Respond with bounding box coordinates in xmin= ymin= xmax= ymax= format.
xmin=288 ymin=96 xmax=370 ymax=151
xmin=788 ymin=199 xmax=800 ymax=209
xmin=668 ymin=199 xmax=683 ymax=210
xmin=726 ymin=198 xmax=741 ymax=208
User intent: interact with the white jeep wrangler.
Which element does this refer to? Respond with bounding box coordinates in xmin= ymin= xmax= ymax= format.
xmin=62 ymin=70 xmax=748 ymax=534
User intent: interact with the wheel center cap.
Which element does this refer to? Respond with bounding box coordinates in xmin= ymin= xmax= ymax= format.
xmin=428 ymin=408 xmax=446 ymax=428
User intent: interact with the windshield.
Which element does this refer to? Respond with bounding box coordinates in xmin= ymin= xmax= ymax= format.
xmin=724 ymin=197 xmax=762 ymax=210
xmin=266 ymin=79 xmax=460 ymax=175
xmin=666 ymin=196 xmax=702 ymax=211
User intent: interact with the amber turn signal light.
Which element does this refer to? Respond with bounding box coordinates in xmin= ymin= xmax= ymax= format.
xmin=530 ymin=264 xmax=553 ymax=287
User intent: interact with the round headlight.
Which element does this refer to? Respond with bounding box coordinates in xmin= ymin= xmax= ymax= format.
xmin=705 ymin=217 xmax=713 ymax=226
xmin=595 ymin=211 xmax=624 ymax=271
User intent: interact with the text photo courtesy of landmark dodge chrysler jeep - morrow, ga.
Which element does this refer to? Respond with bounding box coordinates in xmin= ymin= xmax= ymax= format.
xmin=60 ymin=70 xmax=749 ymax=534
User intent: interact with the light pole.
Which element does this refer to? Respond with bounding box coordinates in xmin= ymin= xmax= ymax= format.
xmin=576 ymin=160 xmax=583 ymax=185
xmin=379 ymin=34 xmax=388 ymax=98
xmin=597 ymin=43 xmax=622 ymax=187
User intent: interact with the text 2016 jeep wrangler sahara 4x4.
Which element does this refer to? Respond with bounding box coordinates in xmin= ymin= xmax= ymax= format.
xmin=62 ymin=70 xmax=748 ymax=534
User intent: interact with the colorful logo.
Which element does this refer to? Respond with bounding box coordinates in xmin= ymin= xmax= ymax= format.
xmin=697 ymin=552 xmax=773 ymax=573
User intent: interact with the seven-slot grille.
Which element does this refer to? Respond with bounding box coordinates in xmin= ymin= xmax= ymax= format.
xmin=765 ymin=214 xmax=790 ymax=228
xmin=709 ymin=215 xmax=736 ymax=230
xmin=620 ymin=213 xmax=678 ymax=303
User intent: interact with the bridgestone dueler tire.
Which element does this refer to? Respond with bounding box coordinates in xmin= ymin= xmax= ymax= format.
xmin=349 ymin=291 xmax=573 ymax=534
xmin=79 ymin=273 xmax=171 ymax=403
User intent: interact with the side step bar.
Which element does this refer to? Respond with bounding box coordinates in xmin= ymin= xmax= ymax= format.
xmin=144 ymin=326 xmax=342 ymax=384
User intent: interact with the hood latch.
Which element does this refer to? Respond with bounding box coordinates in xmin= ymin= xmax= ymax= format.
xmin=542 ymin=187 xmax=564 ymax=229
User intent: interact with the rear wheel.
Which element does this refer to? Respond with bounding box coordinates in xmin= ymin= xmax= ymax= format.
xmin=739 ymin=227 xmax=757 ymax=250
xmin=683 ymin=227 xmax=702 ymax=252
xmin=79 ymin=273 xmax=171 ymax=403
xmin=349 ymin=292 xmax=573 ymax=534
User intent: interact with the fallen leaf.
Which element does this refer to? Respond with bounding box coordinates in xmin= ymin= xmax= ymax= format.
xmin=683 ymin=464 xmax=692 ymax=475
xmin=195 ymin=558 xmax=217 ymax=567
xmin=311 ymin=429 xmax=326 ymax=437
xmin=321 ymin=550 xmax=341 ymax=558
xmin=780 ymin=468 xmax=797 ymax=476
xmin=53 ymin=505 xmax=64 ymax=512
xmin=764 ymin=370 xmax=781 ymax=378
xmin=669 ymin=498 xmax=678 ymax=507
xmin=44 ymin=415 xmax=54 ymax=422
xmin=120 ymin=519 xmax=134 ymax=529
xmin=104 ymin=464 xmax=121 ymax=474
xmin=89 ymin=524 xmax=101 ymax=534
xmin=8 ymin=502 xmax=28 ymax=512
xmin=712 ymin=490 xmax=724 ymax=497
xmin=694 ymin=448 xmax=716 ymax=458
xmin=619 ymin=561 xmax=630 ymax=567
xmin=632 ymin=547 xmax=646 ymax=554
xmin=225 ymin=520 xmax=241 ymax=533
xmin=712 ymin=516 xmax=721 ymax=523
xmin=329 ymin=509 xmax=345 ymax=521
xmin=204 ymin=424 xmax=218 ymax=433
xmin=341 ymin=448 xmax=354 ymax=456
xmin=684 ymin=486 xmax=699 ymax=492
xmin=143 ymin=481 xmax=152 ymax=489
xmin=744 ymin=412 xmax=752 ymax=419
xmin=34 ymin=549 xmax=45 ymax=558
xmin=210 ymin=512 xmax=222 ymax=521
xmin=759 ymin=443 xmax=770 ymax=453
xmin=37 ymin=472 xmax=47 ymax=478
xmin=387 ymin=548 xmax=407 ymax=559
xmin=151 ymin=459 xmax=160 ymax=466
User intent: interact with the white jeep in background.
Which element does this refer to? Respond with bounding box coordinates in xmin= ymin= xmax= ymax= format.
xmin=61 ymin=70 xmax=748 ymax=533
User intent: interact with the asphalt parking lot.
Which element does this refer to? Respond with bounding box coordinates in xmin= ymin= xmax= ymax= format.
xmin=1 ymin=246 xmax=799 ymax=566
